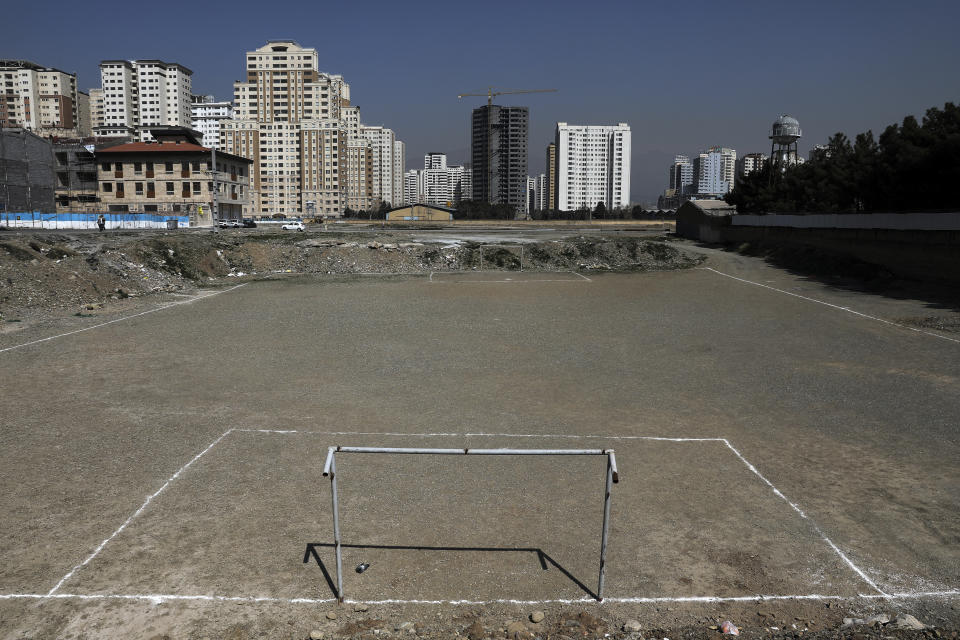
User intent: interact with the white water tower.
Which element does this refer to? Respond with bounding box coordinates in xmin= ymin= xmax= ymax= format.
xmin=769 ymin=115 xmax=802 ymax=172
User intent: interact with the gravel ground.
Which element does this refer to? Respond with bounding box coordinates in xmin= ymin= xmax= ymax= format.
xmin=0 ymin=230 xmax=957 ymax=639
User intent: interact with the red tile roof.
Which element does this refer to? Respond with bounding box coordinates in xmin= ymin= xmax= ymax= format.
xmin=98 ymin=141 xmax=210 ymax=153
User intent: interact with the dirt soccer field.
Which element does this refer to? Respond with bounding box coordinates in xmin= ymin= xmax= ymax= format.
xmin=0 ymin=244 xmax=957 ymax=639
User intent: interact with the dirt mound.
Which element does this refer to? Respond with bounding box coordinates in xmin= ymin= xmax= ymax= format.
xmin=0 ymin=230 xmax=703 ymax=323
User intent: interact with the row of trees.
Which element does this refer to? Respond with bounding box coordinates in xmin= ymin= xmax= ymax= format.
xmin=727 ymin=102 xmax=960 ymax=213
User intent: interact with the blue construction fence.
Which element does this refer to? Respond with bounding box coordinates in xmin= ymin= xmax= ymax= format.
xmin=0 ymin=212 xmax=190 ymax=230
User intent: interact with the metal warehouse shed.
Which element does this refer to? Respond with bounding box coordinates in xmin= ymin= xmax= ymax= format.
xmin=385 ymin=204 xmax=455 ymax=221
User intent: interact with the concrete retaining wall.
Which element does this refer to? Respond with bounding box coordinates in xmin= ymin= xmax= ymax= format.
xmin=732 ymin=212 xmax=960 ymax=231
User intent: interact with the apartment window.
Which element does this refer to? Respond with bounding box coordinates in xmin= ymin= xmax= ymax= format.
xmin=100 ymin=162 xmax=110 ymax=171
xmin=166 ymin=182 xmax=174 ymax=195
xmin=135 ymin=182 xmax=144 ymax=195
xmin=165 ymin=162 xmax=173 ymax=172
xmin=102 ymin=182 xmax=113 ymax=192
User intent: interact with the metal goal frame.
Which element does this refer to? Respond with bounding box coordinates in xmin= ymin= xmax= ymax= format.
xmin=321 ymin=446 xmax=619 ymax=602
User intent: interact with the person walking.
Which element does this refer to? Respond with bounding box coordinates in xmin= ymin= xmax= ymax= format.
xmin=97 ymin=215 xmax=106 ymax=232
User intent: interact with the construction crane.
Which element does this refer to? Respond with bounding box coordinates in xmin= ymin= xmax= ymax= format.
xmin=457 ymin=87 xmax=558 ymax=108
xmin=458 ymin=87 xmax=557 ymax=209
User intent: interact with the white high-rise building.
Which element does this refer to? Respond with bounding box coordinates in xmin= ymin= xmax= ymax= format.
xmin=533 ymin=173 xmax=548 ymax=211
xmin=402 ymin=153 xmax=469 ymax=206
xmin=403 ymin=169 xmax=420 ymax=206
xmin=669 ymin=154 xmax=694 ymax=195
xmin=190 ymin=95 xmax=233 ymax=149
xmin=0 ymin=60 xmax=87 ymax=137
xmin=695 ymin=146 xmax=737 ymax=196
xmin=554 ymin=122 xmax=631 ymax=211
xmin=424 ymin=152 xmax=446 ymax=169
xmin=360 ymin=125 xmax=399 ymax=207
xmin=95 ymin=59 xmax=193 ymax=141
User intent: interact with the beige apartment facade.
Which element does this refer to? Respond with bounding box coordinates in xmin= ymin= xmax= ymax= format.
xmin=221 ymin=40 xmax=351 ymax=217
xmin=96 ymin=128 xmax=251 ymax=222
xmin=0 ymin=59 xmax=88 ymax=137
xmin=342 ymin=138 xmax=374 ymax=212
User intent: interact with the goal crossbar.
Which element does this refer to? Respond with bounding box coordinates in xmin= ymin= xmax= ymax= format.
xmin=321 ymin=446 xmax=619 ymax=602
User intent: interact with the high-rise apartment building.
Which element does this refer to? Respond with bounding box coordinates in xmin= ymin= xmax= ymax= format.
xmin=95 ymin=59 xmax=192 ymax=141
xmin=343 ymin=138 xmax=373 ymax=212
xmin=191 ymin=95 xmax=233 ymax=149
xmin=669 ymin=154 xmax=694 ymax=195
xmin=694 ymin=146 xmax=736 ymax=196
xmin=737 ymin=152 xmax=766 ymax=177
xmin=533 ymin=173 xmax=548 ymax=212
xmin=545 ymin=142 xmax=556 ymax=210
xmin=554 ymin=122 xmax=631 ymax=211
xmin=220 ymin=41 xmax=350 ymax=217
xmin=88 ymin=88 xmax=104 ymax=131
xmin=393 ymin=140 xmax=405 ymax=205
xmin=471 ymin=105 xmax=528 ymax=215
xmin=403 ymin=152 xmax=469 ymax=207
xmin=359 ymin=125 xmax=401 ymax=206
xmin=525 ymin=176 xmax=536 ymax=216
xmin=0 ymin=60 xmax=87 ymax=137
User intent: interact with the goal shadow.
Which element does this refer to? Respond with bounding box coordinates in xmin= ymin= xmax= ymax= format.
xmin=303 ymin=542 xmax=598 ymax=600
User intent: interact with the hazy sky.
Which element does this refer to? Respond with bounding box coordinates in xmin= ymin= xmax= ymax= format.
xmin=6 ymin=0 xmax=959 ymax=203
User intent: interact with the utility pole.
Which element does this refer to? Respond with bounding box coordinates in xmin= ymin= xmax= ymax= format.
xmin=211 ymin=145 xmax=219 ymax=233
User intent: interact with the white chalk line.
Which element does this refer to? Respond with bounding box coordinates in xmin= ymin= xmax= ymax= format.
xmin=721 ymin=439 xmax=888 ymax=597
xmin=428 ymin=271 xmax=592 ymax=283
xmin=1 ymin=590 xmax=957 ymax=606
xmin=239 ymin=428 xmax=889 ymax=595
xmin=32 ymin=428 xmax=905 ymax=603
xmin=238 ymin=429 xmax=891 ymax=596
xmin=233 ymin=428 xmax=722 ymax=442
xmin=700 ymin=267 xmax=960 ymax=344
xmin=46 ymin=429 xmax=235 ymax=595
xmin=0 ymin=283 xmax=249 ymax=354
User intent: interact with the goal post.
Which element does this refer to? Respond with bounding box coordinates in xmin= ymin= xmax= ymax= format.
xmin=321 ymin=446 xmax=619 ymax=602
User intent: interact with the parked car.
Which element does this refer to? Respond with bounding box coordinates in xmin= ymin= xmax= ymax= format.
xmin=281 ymin=221 xmax=305 ymax=231
xmin=242 ymin=218 xmax=257 ymax=228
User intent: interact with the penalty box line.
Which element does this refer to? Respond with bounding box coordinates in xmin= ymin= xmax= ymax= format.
xmin=244 ymin=429 xmax=887 ymax=595
xmin=42 ymin=428 xmax=888 ymax=599
xmin=45 ymin=428 xmax=237 ymax=595
xmin=2 ymin=591 xmax=959 ymax=606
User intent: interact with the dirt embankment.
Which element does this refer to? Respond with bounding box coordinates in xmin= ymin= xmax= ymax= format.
xmin=0 ymin=230 xmax=703 ymax=321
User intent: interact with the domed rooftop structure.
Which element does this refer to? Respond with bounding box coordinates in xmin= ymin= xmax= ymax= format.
xmin=771 ymin=115 xmax=802 ymax=144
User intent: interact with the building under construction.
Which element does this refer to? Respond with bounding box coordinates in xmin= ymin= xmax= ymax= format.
xmin=471 ymin=105 xmax=529 ymax=216
xmin=0 ymin=128 xmax=56 ymax=213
